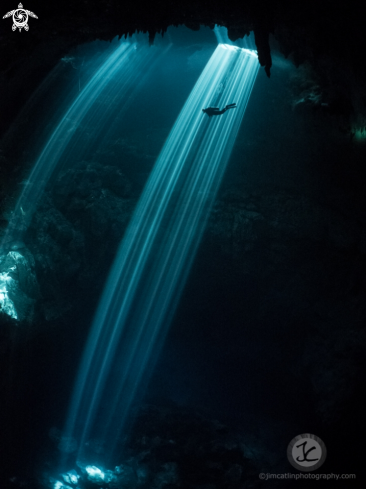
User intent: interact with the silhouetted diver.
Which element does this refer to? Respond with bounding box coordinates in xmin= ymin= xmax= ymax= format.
xmin=202 ymin=103 xmax=237 ymax=117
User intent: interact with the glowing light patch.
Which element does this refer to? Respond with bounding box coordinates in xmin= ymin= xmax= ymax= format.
xmin=0 ymin=271 xmax=17 ymax=319
xmin=354 ymin=128 xmax=366 ymax=141
xmin=69 ymin=474 xmax=78 ymax=484
xmin=61 ymin=470 xmax=79 ymax=485
xmin=86 ymin=465 xmax=104 ymax=477
xmin=63 ymin=43 xmax=259 ymax=463
xmin=85 ymin=465 xmax=106 ymax=483
xmin=53 ymin=481 xmax=71 ymax=489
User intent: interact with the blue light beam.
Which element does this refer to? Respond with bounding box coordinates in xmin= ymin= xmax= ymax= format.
xmin=63 ymin=44 xmax=259 ymax=465
xmin=1 ymin=41 xmax=169 ymax=252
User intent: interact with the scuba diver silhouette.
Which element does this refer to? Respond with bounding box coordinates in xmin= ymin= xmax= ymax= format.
xmin=202 ymin=103 xmax=237 ymax=117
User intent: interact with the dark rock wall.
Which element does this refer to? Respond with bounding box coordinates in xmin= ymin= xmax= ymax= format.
xmin=28 ymin=160 xmax=135 ymax=320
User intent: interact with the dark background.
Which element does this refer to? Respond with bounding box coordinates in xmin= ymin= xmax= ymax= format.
xmin=1 ymin=3 xmax=366 ymax=486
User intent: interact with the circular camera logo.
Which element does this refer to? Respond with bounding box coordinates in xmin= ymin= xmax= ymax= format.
xmin=287 ymin=433 xmax=327 ymax=472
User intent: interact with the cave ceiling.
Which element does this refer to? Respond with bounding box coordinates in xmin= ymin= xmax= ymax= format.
xmin=1 ymin=0 xmax=366 ymax=137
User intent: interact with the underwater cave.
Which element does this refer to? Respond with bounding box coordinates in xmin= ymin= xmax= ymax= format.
xmin=1 ymin=1 xmax=366 ymax=487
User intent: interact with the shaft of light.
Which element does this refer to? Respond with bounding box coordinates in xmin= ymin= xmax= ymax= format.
xmin=1 ymin=41 xmax=168 ymax=250
xmin=63 ymin=43 xmax=259 ymax=465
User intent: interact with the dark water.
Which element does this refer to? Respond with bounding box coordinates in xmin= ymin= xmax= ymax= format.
xmin=1 ymin=25 xmax=365 ymax=486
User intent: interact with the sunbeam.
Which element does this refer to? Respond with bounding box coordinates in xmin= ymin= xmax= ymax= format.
xmin=0 ymin=41 xmax=170 ymax=319
xmin=62 ymin=42 xmax=259 ymax=467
